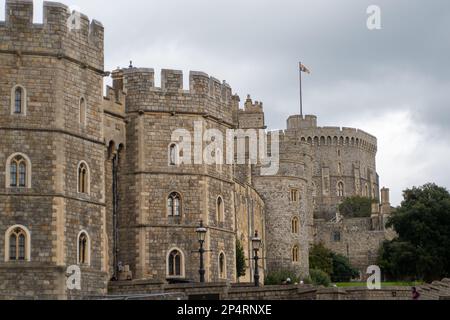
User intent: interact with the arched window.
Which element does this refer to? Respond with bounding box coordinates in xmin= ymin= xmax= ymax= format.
xmin=337 ymin=182 xmax=345 ymax=197
xmin=217 ymin=196 xmax=224 ymax=222
xmin=6 ymin=153 xmax=31 ymax=188
xmin=169 ymin=143 xmax=178 ymax=166
xmin=77 ymin=161 xmax=90 ymax=194
xmin=292 ymin=217 xmax=299 ymax=234
xmin=11 ymin=85 xmax=26 ymax=115
xmin=364 ymin=183 xmax=369 ymax=197
xmin=167 ymin=192 xmax=182 ymax=217
xmin=167 ymin=249 xmax=183 ymax=277
xmin=79 ymin=97 xmax=86 ymax=126
xmin=10 ymin=155 xmax=27 ymax=187
xmin=292 ymin=246 xmax=299 ymax=263
xmin=14 ymin=87 xmax=23 ymax=113
xmin=5 ymin=225 xmax=31 ymax=262
xmin=219 ymin=252 xmax=226 ymax=279
xmin=77 ymin=231 xmax=90 ymax=265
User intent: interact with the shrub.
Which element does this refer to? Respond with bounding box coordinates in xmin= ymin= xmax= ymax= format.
xmin=310 ymin=269 xmax=331 ymax=287
xmin=309 ymin=243 xmax=333 ymax=275
xmin=339 ymin=196 xmax=374 ymax=218
xmin=331 ymin=253 xmax=360 ymax=282
xmin=265 ymin=269 xmax=300 ymax=285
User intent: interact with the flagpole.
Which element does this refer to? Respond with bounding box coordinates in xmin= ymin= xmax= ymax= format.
xmin=299 ymin=61 xmax=303 ymax=117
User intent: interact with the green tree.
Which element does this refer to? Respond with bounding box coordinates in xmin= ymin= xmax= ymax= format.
xmin=339 ymin=196 xmax=373 ymax=218
xmin=379 ymin=183 xmax=450 ymax=282
xmin=331 ymin=253 xmax=359 ymax=282
xmin=310 ymin=244 xmax=359 ymax=282
xmin=309 ymin=243 xmax=333 ymax=275
xmin=236 ymin=239 xmax=247 ymax=279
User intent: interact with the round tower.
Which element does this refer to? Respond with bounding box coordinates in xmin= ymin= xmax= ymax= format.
xmin=287 ymin=115 xmax=379 ymax=220
xmin=252 ymin=131 xmax=314 ymax=278
xmin=0 ymin=1 xmax=108 ymax=298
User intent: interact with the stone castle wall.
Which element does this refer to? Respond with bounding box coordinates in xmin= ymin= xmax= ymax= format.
xmin=287 ymin=115 xmax=379 ymax=220
xmin=0 ymin=0 xmax=108 ymax=298
xmin=252 ymin=132 xmax=314 ymax=278
xmin=0 ymin=0 xmax=392 ymax=300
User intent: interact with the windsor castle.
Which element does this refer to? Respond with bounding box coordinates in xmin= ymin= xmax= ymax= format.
xmin=0 ymin=1 xmax=393 ymax=299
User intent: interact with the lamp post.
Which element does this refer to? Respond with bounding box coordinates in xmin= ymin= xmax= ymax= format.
xmin=252 ymin=230 xmax=262 ymax=287
xmin=196 ymin=220 xmax=207 ymax=283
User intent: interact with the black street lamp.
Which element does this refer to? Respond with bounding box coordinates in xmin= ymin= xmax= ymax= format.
xmin=252 ymin=230 xmax=262 ymax=287
xmin=196 ymin=220 xmax=207 ymax=283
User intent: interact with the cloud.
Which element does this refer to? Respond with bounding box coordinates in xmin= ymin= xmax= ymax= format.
xmin=1 ymin=0 xmax=449 ymax=205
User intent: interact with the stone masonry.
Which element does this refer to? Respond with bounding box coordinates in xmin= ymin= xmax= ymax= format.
xmin=0 ymin=0 xmax=393 ymax=299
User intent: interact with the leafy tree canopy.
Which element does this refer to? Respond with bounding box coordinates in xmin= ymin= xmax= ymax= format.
xmin=380 ymin=183 xmax=450 ymax=282
xmin=339 ymin=196 xmax=374 ymax=218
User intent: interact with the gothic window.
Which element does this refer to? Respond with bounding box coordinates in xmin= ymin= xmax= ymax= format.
xmin=169 ymin=143 xmax=178 ymax=166
xmin=77 ymin=231 xmax=90 ymax=265
xmin=77 ymin=162 xmax=90 ymax=194
xmin=79 ymin=97 xmax=86 ymax=126
xmin=219 ymin=252 xmax=226 ymax=279
xmin=217 ymin=196 xmax=224 ymax=222
xmin=11 ymin=85 xmax=26 ymax=115
xmin=10 ymin=155 xmax=27 ymax=188
xmin=292 ymin=217 xmax=299 ymax=234
xmin=167 ymin=192 xmax=182 ymax=217
xmin=290 ymin=189 xmax=300 ymax=202
xmin=8 ymin=227 xmax=27 ymax=261
xmin=292 ymin=245 xmax=299 ymax=263
xmin=337 ymin=182 xmax=345 ymax=197
xmin=168 ymin=249 xmax=183 ymax=277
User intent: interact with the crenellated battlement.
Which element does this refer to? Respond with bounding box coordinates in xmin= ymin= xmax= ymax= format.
xmin=0 ymin=0 xmax=104 ymax=71
xmin=287 ymin=114 xmax=378 ymax=153
xmin=116 ymin=67 xmax=235 ymax=124
xmin=120 ymin=68 xmax=233 ymax=100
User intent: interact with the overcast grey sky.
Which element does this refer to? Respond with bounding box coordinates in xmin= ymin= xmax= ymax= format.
xmin=2 ymin=0 xmax=449 ymax=205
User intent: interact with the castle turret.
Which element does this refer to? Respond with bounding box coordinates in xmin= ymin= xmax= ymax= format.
xmin=0 ymin=0 xmax=108 ymax=299
xmin=287 ymin=114 xmax=379 ymax=220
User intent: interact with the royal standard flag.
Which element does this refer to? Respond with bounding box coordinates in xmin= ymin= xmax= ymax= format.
xmin=300 ymin=63 xmax=311 ymax=74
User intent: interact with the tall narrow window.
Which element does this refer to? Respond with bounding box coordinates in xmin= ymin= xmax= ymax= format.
xmin=77 ymin=232 xmax=90 ymax=265
xmin=79 ymin=97 xmax=86 ymax=126
xmin=10 ymin=155 xmax=27 ymax=188
xmin=217 ymin=196 xmax=224 ymax=222
xmin=290 ymin=189 xmax=299 ymax=202
xmin=292 ymin=217 xmax=299 ymax=234
xmin=168 ymin=250 xmax=182 ymax=277
xmin=333 ymin=231 xmax=341 ymax=242
xmin=78 ymin=162 xmax=89 ymax=194
xmin=292 ymin=246 xmax=299 ymax=263
xmin=14 ymin=87 xmax=23 ymax=114
xmin=337 ymin=182 xmax=345 ymax=197
xmin=8 ymin=227 xmax=28 ymax=261
xmin=219 ymin=252 xmax=226 ymax=279
xmin=167 ymin=192 xmax=182 ymax=217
